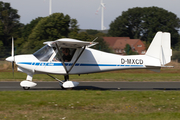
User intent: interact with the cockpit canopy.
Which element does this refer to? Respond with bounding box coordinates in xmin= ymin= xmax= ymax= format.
xmin=33 ymin=45 xmax=76 ymax=62
xmin=33 ymin=45 xmax=54 ymax=61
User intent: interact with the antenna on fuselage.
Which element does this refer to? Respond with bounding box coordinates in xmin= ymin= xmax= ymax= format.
xmin=88 ymin=37 xmax=99 ymax=48
xmin=92 ymin=37 xmax=98 ymax=42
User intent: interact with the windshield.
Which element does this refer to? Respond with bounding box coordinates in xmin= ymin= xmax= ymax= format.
xmin=33 ymin=45 xmax=54 ymax=61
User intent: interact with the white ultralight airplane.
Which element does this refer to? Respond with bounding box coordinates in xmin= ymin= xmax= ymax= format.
xmin=6 ymin=31 xmax=172 ymax=90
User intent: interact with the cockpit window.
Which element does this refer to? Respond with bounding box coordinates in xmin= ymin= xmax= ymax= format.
xmin=53 ymin=48 xmax=76 ymax=62
xmin=33 ymin=45 xmax=54 ymax=61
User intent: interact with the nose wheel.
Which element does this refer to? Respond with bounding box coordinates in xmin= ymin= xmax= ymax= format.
xmin=20 ymin=80 xmax=37 ymax=90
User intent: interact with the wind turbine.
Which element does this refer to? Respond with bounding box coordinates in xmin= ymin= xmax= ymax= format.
xmin=95 ymin=0 xmax=106 ymax=30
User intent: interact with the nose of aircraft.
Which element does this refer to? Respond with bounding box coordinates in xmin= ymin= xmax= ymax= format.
xmin=6 ymin=56 xmax=14 ymax=62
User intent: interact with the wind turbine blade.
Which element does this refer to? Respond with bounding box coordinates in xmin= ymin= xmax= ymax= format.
xmin=95 ymin=6 xmax=101 ymax=14
xmin=101 ymin=3 xmax=105 ymax=8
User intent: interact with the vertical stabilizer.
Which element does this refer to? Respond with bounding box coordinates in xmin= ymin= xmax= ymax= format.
xmin=145 ymin=32 xmax=172 ymax=65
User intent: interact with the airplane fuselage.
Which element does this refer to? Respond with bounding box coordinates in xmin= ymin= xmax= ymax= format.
xmin=14 ymin=48 xmax=161 ymax=75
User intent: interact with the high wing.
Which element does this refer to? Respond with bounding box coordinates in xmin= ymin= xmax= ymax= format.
xmin=43 ymin=38 xmax=98 ymax=48
xmin=43 ymin=38 xmax=98 ymax=77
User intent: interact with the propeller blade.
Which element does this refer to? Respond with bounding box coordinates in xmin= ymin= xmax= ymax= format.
xmin=12 ymin=61 xmax=14 ymax=77
xmin=11 ymin=37 xmax=15 ymax=77
xmin=12 ymin=37 xmax=14 ymax=58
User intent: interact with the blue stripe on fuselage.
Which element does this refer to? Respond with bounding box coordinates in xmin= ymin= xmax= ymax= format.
xmin=17 ymin=62 xmax=143 ymax=67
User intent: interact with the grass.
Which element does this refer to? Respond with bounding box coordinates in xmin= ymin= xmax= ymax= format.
xmin=0 ymin=61 xmax=180 ymax=82
xmin=0 ymin=68 xmax=180 ymax=82
xmin=1 ymin=90 xmax=180 ymax=120
xmin=1 ymin=61 xmax=180 ymax=119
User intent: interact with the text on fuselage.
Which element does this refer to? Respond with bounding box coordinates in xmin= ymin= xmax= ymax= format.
xmin=121 ymin=58 xmax=143 ymax=64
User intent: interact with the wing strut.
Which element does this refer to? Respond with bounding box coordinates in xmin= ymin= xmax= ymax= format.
xmin=55 ymin=43 xmax=86 ymax=75
xmin=68 ymin=46 xmax=86 ymax=74
xmin=55 ymin=43 xmax=68 ymax=74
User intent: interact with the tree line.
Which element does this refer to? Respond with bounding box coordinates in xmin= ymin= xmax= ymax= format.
xmin=1 ymin=1 xmax=180 ymax=61
xmin=0 ymin=1 xmax=110 ymax=58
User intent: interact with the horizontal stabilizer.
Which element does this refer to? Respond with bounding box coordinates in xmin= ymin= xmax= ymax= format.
xmin=147 ymin=68 xmax=160 ymax=72
xmin=146 ymin=65 xmax=161 ymax=72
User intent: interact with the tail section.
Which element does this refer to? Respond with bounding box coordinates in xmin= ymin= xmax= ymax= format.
xmin=145 ymin=31 xmax=172 ymax=66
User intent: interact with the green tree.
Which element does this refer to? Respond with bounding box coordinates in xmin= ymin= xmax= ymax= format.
xmin=74 ymin=32 xmax=92 ymax=41
xmin=0 ymin=20 xmax=3 ymax=42
xmin=0 ymin=1 xmax=21 ymax=46
xmin=22 ymin=17 xmax=42 ymax=39
xmin=86 ymin=29 xmax=100 ymax=36
xmin=14 ymin=17 xmax=43 ymax=54
xmin=69 ymin=30 xmax=112 ymax=53
xmin=69 ymin=19 xmax=79 ymax=33
xmin=0 ymin=1 xmax=22 ymax=58
xmin=21 ymin=13 xmax=75 ymax=53
xmin=124 ymin=44 xmax=138 ymax=55
xmin=68 ymin=19 xmax=80 ymax=39
xmin=172 ymin=51 xmax=180 ymax=62
xmin=0 ymin=20 xmax=4 ymax=56
xmin=92 ymin=37 xmax=112 ymax=53
xmin=109 ymin=7 xmax=180 ymax=48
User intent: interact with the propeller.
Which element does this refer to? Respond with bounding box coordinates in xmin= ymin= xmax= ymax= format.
xmin=11 ymin=37 xmax=15 ymax=77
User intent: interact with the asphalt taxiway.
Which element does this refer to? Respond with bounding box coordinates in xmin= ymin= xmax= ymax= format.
xmin=0 ymin=82 xmax=180 ymax=91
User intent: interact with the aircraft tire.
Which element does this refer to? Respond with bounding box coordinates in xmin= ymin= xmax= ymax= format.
xmin=23 ymin=87 xmax=30 ymax=90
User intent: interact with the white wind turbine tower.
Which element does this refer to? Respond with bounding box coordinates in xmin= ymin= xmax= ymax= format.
xmin=49 ymin=0 xmax=52 ymax=15
xmin=45 ymin=0 xmax=52 ymax=15
xmin=95 ymin=0 xmax=106 ymax=30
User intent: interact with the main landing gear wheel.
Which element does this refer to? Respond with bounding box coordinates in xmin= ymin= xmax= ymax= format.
xmin=61 ymin=86 xmax=67 ymax=90
xmin=61 ymin=75 xmax=69 ymax=90
xmin=23 ymin=87 xmax=30 ymax=90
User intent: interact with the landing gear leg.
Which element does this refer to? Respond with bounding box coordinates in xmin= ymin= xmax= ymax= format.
xmin=47 ymin=74 xmax=79 ymax=89
xmin=61 ymin=75 xmax=69 ymax=89
xmin=47 ymin=74 xmax=65 ymax=89
xmin=20 ymin=74 xmax=37 ymax=90
xmin=64 ymin=75 xmax=69 ymax=82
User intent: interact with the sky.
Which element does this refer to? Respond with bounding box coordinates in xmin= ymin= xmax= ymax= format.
xmin=1 ymin=0 xmax=180 ymax=30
